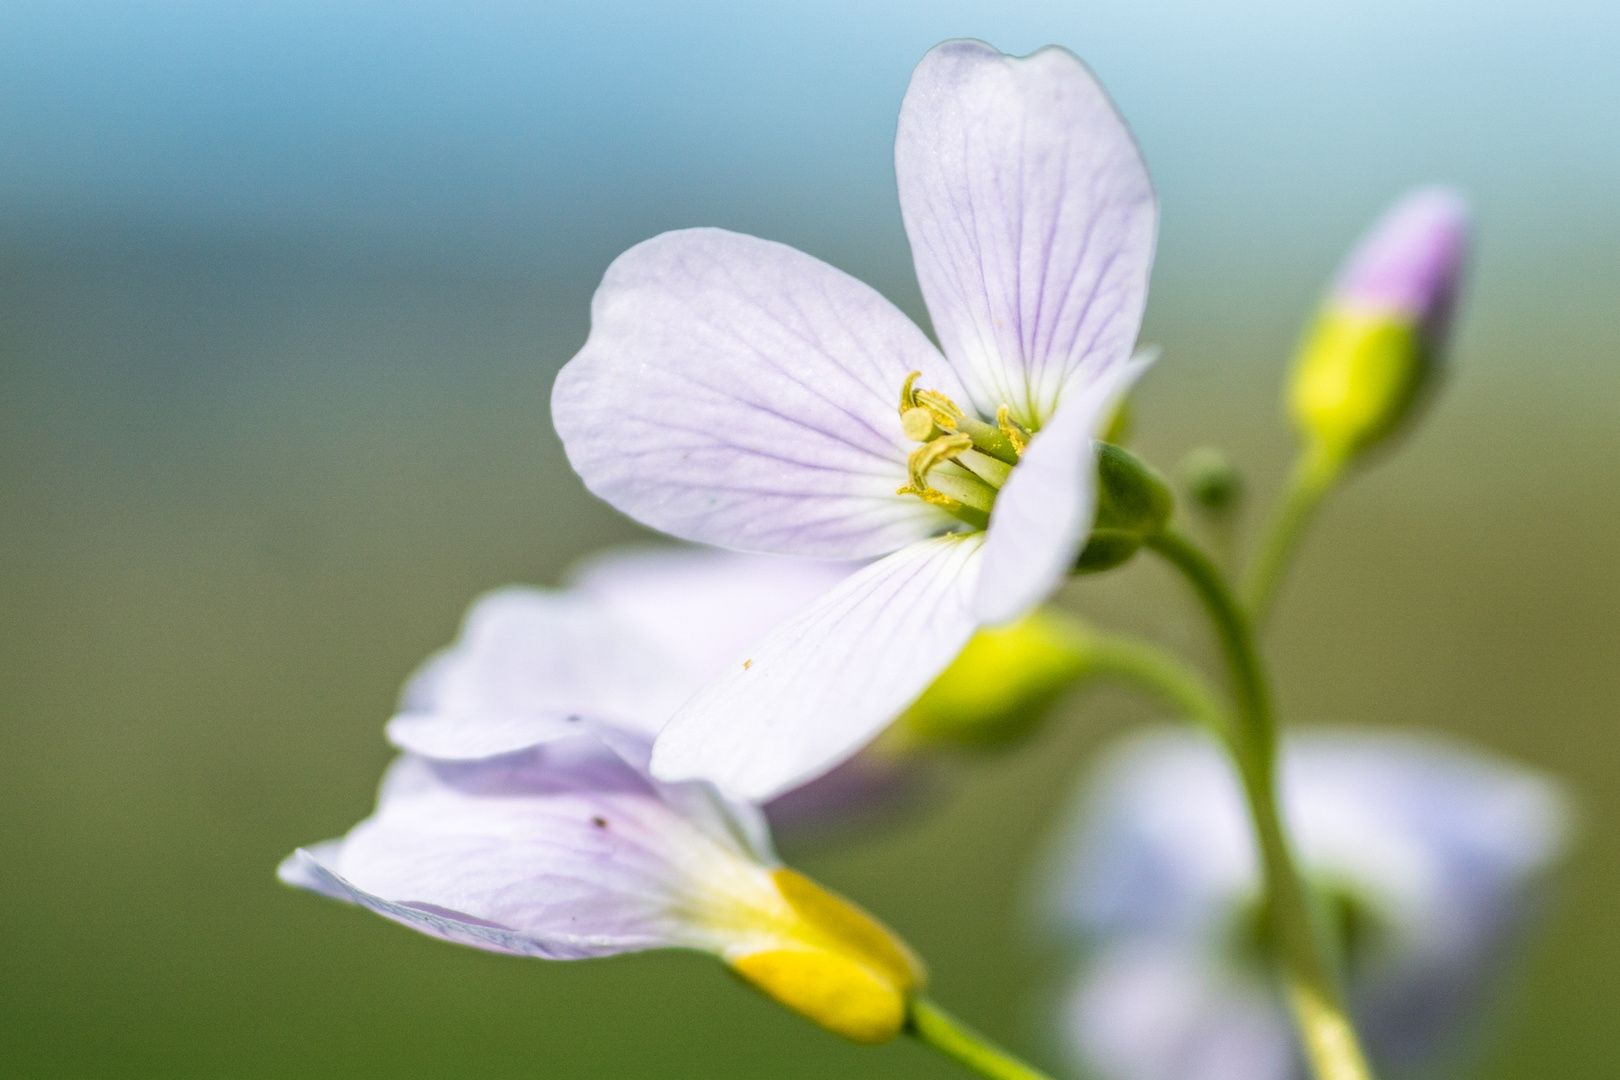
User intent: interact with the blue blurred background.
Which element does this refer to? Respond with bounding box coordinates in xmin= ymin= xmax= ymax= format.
xmin=1 ymin=2 xmax=1616 ymax=1076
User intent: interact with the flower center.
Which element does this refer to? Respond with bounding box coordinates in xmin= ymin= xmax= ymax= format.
xmin=895 ymin=371 xmax=1029 ymax=529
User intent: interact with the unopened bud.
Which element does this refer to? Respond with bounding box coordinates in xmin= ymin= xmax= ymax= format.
xmin=1075 ymin=442 xmax=1173 ymax=572
xmin=1178 ymin=446 xmax=1244 ymax=520
xmin=901 ymin=609 xmax=1095 ymax=746
xmin=1290 ymin=187 xmax=1470 ymax=464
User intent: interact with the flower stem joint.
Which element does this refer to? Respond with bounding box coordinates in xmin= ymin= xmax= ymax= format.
xmin=1289 ymin=187 xmax=1471 ymax=470
xmin=1075 ymin=443 xmax=1174 ymax=573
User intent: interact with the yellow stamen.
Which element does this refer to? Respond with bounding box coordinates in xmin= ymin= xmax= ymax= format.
xmin=898 ymin=370 xmax=923 ymax=411
xmin=996 ymin=405 xmax=1029 ymax=455
xmin=913 ymin=388 xmax=965 ymax=432
xmin=901 ymin=406 xmax=939 ymax=442
xmin=906 ymin=433 xmax=973 ymax=491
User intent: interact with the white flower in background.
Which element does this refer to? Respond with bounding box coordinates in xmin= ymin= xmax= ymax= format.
xmin=551 ymin=39 xmax=1158 ymax=801
xmin=388 ymin=545 xmax=855 ymax=761
xmin=279 ymin=722 xmax=925 ymax=1044
xmin=1038 ymin=728 xmax=1571 ymax=1080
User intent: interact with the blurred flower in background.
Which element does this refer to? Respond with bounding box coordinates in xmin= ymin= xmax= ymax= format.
xmin=1039 ymin=728 xmax=1571 ymax=1080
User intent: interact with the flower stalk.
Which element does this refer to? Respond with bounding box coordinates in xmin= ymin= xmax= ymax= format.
xmin=908 ymin=998 xmax=1058 ymax=1080
xmin=1145 ymin=527 xmax=1375 ymax=1080
xmin=1243 ymin=443 xmax=1341 ymax=626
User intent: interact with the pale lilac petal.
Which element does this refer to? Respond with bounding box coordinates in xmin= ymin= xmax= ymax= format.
xmin=1333 ymin=187 xmax=1471 ymax=337
xmin=386 ymin=588 xmax=690 ymax=760
xmin=896 ymin=40 xmax=1157 ymax=427
xmin=566 ymin=545 xmax=863 ymax=682
xmin=1065 ymin=944 xmax=1292 ymax=1080
xmin=281 ymin=733 xmax=781 ymax=960
xmin=1042 ymin=727 xmax=1571 ymax=1077
xmin=975 ymin=352 xmax=1153 ymax=624
xmin=552 ymin=228 xmax=969 ymax=558
xmin=651 ymin=534 xmax=987 ymax=801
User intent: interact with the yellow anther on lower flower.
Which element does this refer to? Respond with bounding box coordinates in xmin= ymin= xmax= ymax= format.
xmin=727 ymin=869 xmax=925 ymax=1044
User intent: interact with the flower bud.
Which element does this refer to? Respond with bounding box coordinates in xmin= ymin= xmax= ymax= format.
xmin=901 ymin=609 xmax=1096 ymax=746
xmin=1075 ymin=443 xmax=1174 ymax=572
xmin=1178 ymin=446 xmax=1244 ymax=520
xmin=1289 ymin=187 xmax=1471 ymax=465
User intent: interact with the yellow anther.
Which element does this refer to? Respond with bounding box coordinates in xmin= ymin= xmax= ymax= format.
xmin=901 ymin=406 xmax=938 ymax=442
xmin=914 ymin=388 xmax=964 ymax=431
xmin=898 ymin=370 xmax=923 ymax=411
xmin=996 ymin=405 xmax=1028 ymax=456
xmin=906 ymin=433 xmax=972 ymax=492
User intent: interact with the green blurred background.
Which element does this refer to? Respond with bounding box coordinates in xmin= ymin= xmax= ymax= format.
xmin=1 ymin=2 xmax=1616 ymax=1077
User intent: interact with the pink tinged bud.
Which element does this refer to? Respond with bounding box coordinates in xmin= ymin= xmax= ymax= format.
xmin=1332 ymin=186 xmax=1472 ymax=346
xmin=1291 ymin=187 xmax=1473 ymax=463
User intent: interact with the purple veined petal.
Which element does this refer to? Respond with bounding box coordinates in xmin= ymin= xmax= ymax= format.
xmin=386 ymin=588 xmax=694 ymax=760
xmin=1332 ymin=186 xmax=1471 ymax=337
xmin=975 ymin=350 xmax=1155 ymax=625
xmin=565 ymin=544 xmax=864 ymax=683
xmin=279 ymin=735 xmax=787 ymax=961
xmin=896 ymin=40 xmax=1157 ymax=429
xmin=651 ymin=533 xmax=987 ymax=802
xmin=552 ymin=227 xmax=971 ymax=559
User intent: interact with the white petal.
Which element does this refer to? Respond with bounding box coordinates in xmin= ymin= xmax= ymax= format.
xmin=651 ymin=534 xmax=986 ymax=801
xmin=896 ymin=40 xmax=1157 ymax=427
xmin=281 ymin=737 xmax=783 ymax=960
xmin=552 ymin=227 xmax=968 ymax=558
xmin=387 ymin=587 xmax=691 ymax=759
xmin=565 ymin=544 xmax=863 ymax=683
xmin=975 ymin=353 xmax=1153 ymax=624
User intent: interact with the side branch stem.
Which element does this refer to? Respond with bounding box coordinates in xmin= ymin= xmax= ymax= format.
xmin=908 ymin=998 xmax=1056 ymax=1080
xmin=1244 ymin=445 xmax=1341 ymax=626
xmin=1083 ymin=632 xmax=1229 ymax=740
xmin=1145 ymin=528 xmax=1374 ymax=1080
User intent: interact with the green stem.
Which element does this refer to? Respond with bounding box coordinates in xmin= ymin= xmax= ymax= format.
xmin=1146 ymin=527 xmax=1375 ymax=1080
xmin=1243 ymin=444 xmax=1342 ymax=627
xmin=1083 ymin=632 xmax=1230 ymax=740
xmin=907 ymin=998 xmax=1056 ymax=1080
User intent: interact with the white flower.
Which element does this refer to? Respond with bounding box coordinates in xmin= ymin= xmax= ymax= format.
xmin=551 ymin=40 xmax=1158 ymax=800
xmin=1039 ymin=728 xmax=1571 ymax=1080
xmin=388 ymin=545 xmax=855 ymax=760
xmin=279 ymin=721 xmax=925 ymax=1043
